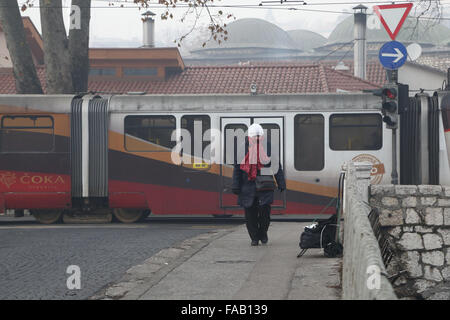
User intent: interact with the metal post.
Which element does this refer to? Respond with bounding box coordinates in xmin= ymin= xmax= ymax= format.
xmin=386 ymin=68 xmax=398 ymax=84
xmin=391 ymin=128 xmax=398 ymax=184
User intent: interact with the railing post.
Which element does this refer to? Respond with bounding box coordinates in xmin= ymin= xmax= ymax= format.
xmin=342 ymin=161 xmax=397 ymax=300
xmin=354 ymin=162 xmax=372 ymax=201
xmin=344 ymin=161 xmax=372 ymax=212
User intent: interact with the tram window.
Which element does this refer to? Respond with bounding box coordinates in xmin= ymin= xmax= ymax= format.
xmin=294 ymin=114 xmax=324 ymax=171
xmin=0 ymin=115 xmax=54 ymax=153
xmin=125 ymin=115 xmax=176 ymax=151
xmin=330 ymin=114 xmax=382 ymax=151
xmin=260 ymin=123 xmax=281 ymax=162
xmin=224 ymin=124 xmax=248 ymax=165
xmin=181 ymin=115 xmax=211 ymax=161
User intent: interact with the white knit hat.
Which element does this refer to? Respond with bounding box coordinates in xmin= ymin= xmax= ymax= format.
xmin=247 ymin=123 xmax=264 ymax=137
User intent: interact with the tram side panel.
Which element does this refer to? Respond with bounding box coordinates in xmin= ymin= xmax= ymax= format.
xmin=284 ymin=111 xmax=393 ymax=215
xmin=1 ymin=94 xmax=391 ymax=217
xmin=106 ymin=109 xmax=393 ymax=216
xmin=0 ymin=99 xmax=72 ymax=212
xmin=107 ymin=112 xmax=224 ymax=215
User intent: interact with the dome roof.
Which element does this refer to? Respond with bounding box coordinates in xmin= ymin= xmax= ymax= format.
xmin=325 ymin=15 xmax=450 ymax=47
xmin=287 ymin=29 xmax=327 ymax=51
xmin=200 ymin=18 xmax=298 ymax=51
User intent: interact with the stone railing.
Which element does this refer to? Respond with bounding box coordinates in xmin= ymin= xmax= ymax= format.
xmin=369 ymin=185 xmax=450 ymax=299
xmin=342 ymin=162 xmax=397 ymax=300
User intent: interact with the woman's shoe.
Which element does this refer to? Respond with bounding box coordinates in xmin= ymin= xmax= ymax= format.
xmin=260 ymin=235 xmax=268 ymax=245
xmin=251 ymin=240 xmax=259 ymax=246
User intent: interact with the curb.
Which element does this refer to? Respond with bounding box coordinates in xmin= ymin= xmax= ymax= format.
xmin=90 ymin=227 xmax=237 ymax=300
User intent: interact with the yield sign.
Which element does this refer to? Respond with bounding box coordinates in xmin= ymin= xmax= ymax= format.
xmin=373 ymin=3 xmax=413 ymax=40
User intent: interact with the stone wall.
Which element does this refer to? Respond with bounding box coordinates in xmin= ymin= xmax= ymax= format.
xmin=342 ymin=162 xmax=397 ymax=300
xmin=369 ymin=185 xmax=450 ymax=299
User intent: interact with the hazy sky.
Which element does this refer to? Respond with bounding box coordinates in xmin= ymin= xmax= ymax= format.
xmin=18 ymin=0 xmax=450 ymax=51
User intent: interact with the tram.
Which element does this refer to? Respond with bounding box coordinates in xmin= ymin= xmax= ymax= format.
xmin=0 ymin=90 xmax=449 ymax=223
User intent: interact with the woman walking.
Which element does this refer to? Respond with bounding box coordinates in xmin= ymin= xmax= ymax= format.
xmin=232 ymin=123 xmax=286 ymax=246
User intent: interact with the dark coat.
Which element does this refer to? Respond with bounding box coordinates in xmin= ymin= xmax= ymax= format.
xmin=232 ymin=141 xmax=286 ymax=208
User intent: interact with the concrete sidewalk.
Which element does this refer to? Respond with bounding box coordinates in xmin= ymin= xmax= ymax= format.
xmin=97 ymin=222 xmax=341 ymax=300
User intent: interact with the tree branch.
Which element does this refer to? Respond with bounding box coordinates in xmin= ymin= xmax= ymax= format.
xmin=39 ymin=0 xmax=74 ymax=93
xmin=69 ymin=0 xmax=91 ymax=93
xmin=0 ymin=0 xmax=43 ymax=94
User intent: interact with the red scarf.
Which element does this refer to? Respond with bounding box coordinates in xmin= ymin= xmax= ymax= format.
xmin=240 ymin=136 xmax=270 ymax=181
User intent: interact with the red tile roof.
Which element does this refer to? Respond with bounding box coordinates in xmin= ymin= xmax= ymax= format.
xmin=247 ymin=59 xmax=387 ymax=87
xmin=337 ymin=60 xmax=386 ymax=87
xmin=0 ymin=71 xmax=17 ymax=94
xmin=229 ymin=59 xmax=388 ymax=87
xmin=0 ymin=66 xmax=46 ymax=94
xmin=0 ymin=63 xmax=380 ymax=95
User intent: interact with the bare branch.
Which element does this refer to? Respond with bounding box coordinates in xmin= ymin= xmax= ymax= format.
xmin=408 ymin=0 xmax=442 ymax=42
xmin=134 ymin=0 xmax=233 ymax=47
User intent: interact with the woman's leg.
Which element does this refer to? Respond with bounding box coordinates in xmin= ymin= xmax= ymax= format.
xmin=244 ymin=199 xmax=260 ymax=243
xmin=258 ymin=204 xmax=271 ymax=243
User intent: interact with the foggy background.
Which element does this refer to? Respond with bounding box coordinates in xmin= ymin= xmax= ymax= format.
xmin=18 ymin=0 xmax=450 ymax=54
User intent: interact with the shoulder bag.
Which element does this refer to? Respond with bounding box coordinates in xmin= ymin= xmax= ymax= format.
xmin=255 ymin=174 xmax=277 ymax=192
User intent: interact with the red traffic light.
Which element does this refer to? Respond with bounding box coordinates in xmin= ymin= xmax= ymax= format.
xmin=382 ymin=88 xmax=397 ymax=99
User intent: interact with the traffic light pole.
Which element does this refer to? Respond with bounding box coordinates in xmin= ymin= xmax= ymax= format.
xmin=391 ymin=128 xmax=398 ymax=185
xmin=376 ymin=74 xmax=400 ymax=184
xmin=385 ymin=68 xmax=399 ymax=184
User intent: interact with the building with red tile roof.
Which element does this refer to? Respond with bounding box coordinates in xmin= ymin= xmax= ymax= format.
xmin=0 ymin=16 xmax=382 ymax=95
xmin=0 ymin=63 xmax=380 ymax=95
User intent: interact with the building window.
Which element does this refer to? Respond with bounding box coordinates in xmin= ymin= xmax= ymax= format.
xmin=181 ymin=115 xmax=211 ymax=161
xmin=0 ymin=115 xmax=54 ymax=153
xmin=329 ymin=114 xmax=382 ymax=150
xmin=89 ymin=68 xmax=116 ymax=76
xmin=125 ymin=115 xmax=176 ymax=151
xmin=294 ymin=114 xmax=324 ymax=171
xmin=123 ymin=67 xmax=158 ymax=76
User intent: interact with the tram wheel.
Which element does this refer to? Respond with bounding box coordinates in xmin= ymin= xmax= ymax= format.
xmin=113 ymin=209 xmax=144 ymax=223
xmin=32 ymin=210 xmax=63 ymax=224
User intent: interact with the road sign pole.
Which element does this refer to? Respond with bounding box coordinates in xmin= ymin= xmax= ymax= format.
xmin=374 ymin=3 xmax=411 ymax=184
xmin=386 ymin=68 xmax=398 ymax=84
xmin=392 ymin=128 xmax=398 ymax=185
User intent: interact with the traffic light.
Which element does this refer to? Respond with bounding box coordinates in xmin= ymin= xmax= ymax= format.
xmin=374 ymin=85 xmax=398 ymax=129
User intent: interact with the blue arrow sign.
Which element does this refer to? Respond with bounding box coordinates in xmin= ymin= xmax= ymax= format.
xmin=379 ymin=41 xmax=407 ymax=70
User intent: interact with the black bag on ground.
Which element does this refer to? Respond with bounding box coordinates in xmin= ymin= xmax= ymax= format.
xmin=323 ymin=241 xmax=343 ymax=258
xmin=299 ymin=214 xmax=338 ymax=249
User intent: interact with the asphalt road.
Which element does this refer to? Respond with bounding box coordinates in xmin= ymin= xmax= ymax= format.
xmin=0 ymin=216 xmax=241 ymax=300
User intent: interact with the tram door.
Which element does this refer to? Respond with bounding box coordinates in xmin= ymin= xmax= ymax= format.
xmin=220 ymin=117 xmax=285 ymax=210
